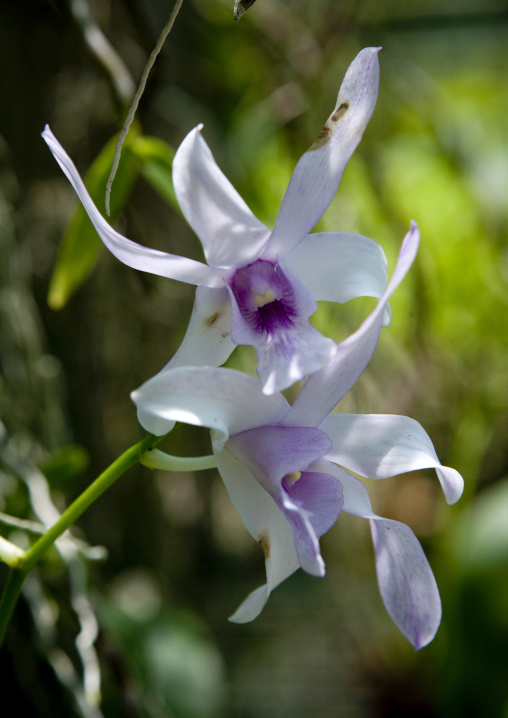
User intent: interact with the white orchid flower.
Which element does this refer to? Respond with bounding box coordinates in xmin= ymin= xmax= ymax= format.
xmin=132 ymin=223 xmax=464 ymax=649
xmin=42 ymin=48 xmax=388 ymax=395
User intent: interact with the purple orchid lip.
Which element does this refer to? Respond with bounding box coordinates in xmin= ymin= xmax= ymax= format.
xmin=228 ymin=259 xmax=297 ymax=336
xmin=226 ymin=258 xmax=337 ymax=394
xmin=226 ymin=424 xmax=341 ymax=577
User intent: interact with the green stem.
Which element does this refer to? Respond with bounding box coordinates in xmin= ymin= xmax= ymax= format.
xmin=0 ymin=433 xmax=161 ymax=648
xmin=141 ymin=448 xmax=217 ymax=472
xmin=105 ymin=0 xmax=185 ymax=214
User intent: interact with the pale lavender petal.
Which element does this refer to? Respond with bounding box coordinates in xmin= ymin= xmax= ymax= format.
xmin=216 ymin=450 xmax=300 ymax=623
xmin=370 ymin=519 xmax=441 ymax=650
xmin=254 ymin=325 xmax=336 ymax=395
xmin=227 ymin=426 xmax=332 ymax=484
xmin=284 ymin=232 xmax=388 ymax=304
xmin=131 ymin=366 xmax=289 ymax=444
xmin=173 ymin=126 xmax=270 ymax=269
xmin=227 ymin=426 xmax=339 ymax=575
xmin=227 ymin=259 xmax=335 ymax=394
xmin=263 ymin=48 xmax=380 ymax=260
xmin=321 ymin=413 xmax=464 ymax=504
xmin=42 ymin=125 xmax=223 ymax=288
xmin=284 ymin=222 xmax=420 ymax=427
xmin=282 ymin=507 xmax=325 ymax=577
xmin=286 ymin=471 xmax=343 ymax=537
xmin=315 ymin=462 xmax=441 ymax=649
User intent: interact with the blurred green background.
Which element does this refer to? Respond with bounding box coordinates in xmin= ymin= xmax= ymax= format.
xmin=1 ymin=0 xmax=507 ymax=716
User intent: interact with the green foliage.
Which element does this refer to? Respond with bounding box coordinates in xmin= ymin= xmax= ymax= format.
xmin=135 ymin=136 xmax=179 ymax=213
xmin=47 ymin=131 xmax=178 ymax=309
xmin=99 ymin=571 xmax=226 ymax=718
xmin=47 ymin=130 xmax=140 ymax=310
xmin=430 ymin=479 xmax=508 ymax=717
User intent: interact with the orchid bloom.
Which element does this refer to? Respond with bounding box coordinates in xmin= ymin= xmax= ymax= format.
xmin=42 ymin=48 xmax=389 ymax=395
xmin=132 ymin=223 xmax=464 ymax=649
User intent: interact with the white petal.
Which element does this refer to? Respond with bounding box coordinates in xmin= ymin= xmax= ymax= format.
xmin=163 ymin=286 xmax=235 ymax=370
xmin=321 ymin=413 xmax=464 ymax=504
xmin=284 ymin=222 xmax=419 ymax=428
xmin=317 ymin=463 xmax=441 ymax=649
xmin=284 ymin=232 xmax=388 ymax=303
xmin=263 ymin=48 xmax=380 ymax=260
xmin=216 ymin=450 xmax=300 ymax=623
xmin=173 ymin=126 xmax=270 ymax=269
xmin=135 ymin=407 xmax=175 ymax=438
xmin=314 ymin=460 xmax=374 ymax=517
xmin=131 ymin=366 xmax=289 ymax=446
xmin=42 ymin=126 xmax=223 ymax=287
xmin=135 ymin=286 xmax=235 ymax=435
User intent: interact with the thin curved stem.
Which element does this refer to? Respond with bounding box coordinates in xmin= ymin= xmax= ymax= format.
xmin=105 ymin=0 xmax=185 ymax=214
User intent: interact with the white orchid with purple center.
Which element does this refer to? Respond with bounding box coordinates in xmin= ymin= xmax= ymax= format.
xmin=42 ymin=48 xmax=389 ymax=395
xmin=132 ymin=224 xmax=464 ymax=650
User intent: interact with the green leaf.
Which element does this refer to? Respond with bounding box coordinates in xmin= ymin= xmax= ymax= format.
xmin=47 ymin=129 xmax=140 ymax=310
xmin=131 ymin=135 xmax=180 ymax=214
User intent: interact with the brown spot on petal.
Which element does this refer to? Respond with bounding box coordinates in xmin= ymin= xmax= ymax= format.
xmin=308 ymin=102 xmax=350 ymax=152
xmin=331 ymin=102 xmax=349 ymax=122
xmin=206 ymin=312 xmax=219 ymax=326
xmin=308 ymin=124 xmax=332 ymax=152
xmin=258 ymin=533 xmax=270 ymax=560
